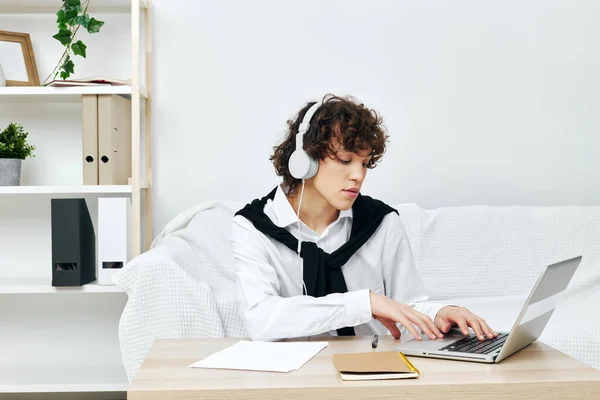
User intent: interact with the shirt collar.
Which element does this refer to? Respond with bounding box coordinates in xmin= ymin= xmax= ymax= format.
xmin=271 ymin=183 xmax=353 ymax=228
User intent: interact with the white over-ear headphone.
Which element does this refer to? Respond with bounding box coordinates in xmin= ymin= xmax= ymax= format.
xmin=288 ymin=100 xmax=322 ymax=180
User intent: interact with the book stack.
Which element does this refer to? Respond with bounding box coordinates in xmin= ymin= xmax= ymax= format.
xmin=46 ymin=76 xmax=129 ymax=87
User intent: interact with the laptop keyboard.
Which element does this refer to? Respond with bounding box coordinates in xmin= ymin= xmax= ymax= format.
xmin=439 ymin=332 xmax=509 ymax=354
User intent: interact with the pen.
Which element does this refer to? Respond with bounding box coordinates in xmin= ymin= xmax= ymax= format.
xmin=371 ymin=334 xmax=378 ymax=349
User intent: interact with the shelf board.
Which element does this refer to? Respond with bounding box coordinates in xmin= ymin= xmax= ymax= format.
xmin=0 ymin=365 xmax=128 ymax=394
xmin=0 ymin=85 xmax=133 ymax=103
xmin=0 ymin=0 xmax=146 ymax=14
xmin=0 ymin=185 xmax=132 ymax=195
xmin=0 ymin=277 xmax=125 ymax=294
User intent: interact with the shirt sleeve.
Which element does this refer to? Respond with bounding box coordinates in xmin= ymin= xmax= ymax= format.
xmin=231 ymin=215 xmax=373 ymax=341
xmin=380 ymin=212 xmax=448 ymax=334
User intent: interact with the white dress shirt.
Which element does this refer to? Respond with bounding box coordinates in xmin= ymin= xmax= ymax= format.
xmin=231 ymin=184 xmax=447 ymax=341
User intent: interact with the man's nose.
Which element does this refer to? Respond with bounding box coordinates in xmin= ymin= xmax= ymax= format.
xmin=349 ymin=162 xmax=366 ymax=182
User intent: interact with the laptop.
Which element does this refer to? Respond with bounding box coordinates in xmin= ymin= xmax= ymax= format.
xmin=395 ymin=255 xmax=582 ymax=363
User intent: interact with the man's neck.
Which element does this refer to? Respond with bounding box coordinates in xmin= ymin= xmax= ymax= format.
xmin=285 ymin=183 xmax=339 ymax=235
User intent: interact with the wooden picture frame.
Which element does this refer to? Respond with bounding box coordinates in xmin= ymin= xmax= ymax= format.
xmin=0 ymin=30 xmax=40 ymax=86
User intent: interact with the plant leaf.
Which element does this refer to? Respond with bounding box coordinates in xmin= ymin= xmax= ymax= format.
xmin=56 ymin=9 xmax=65 ymax=23
xmin=64 ymin=7 xmax=79 ymax=23
xmin=0 ymin=123 xmax=35 ymax=159
xmin=65 ymin=0 xmax=81 ymax=6
xmin=71 ymin=40 xmax=87 ymax=58
xmin=63 ymin=60 xmax=75 ymax=74
xmin=75 ymin=14 xmax=90 ymax=28
xmin=60 ymin=70 xmax=70 ymax=80
xmin=64 ymin=59 xmax=75 ymax=74
xmin=52 ymin=29 xmax=72 ymax=46
xmin=87 ymin=18 xmax=104 ymax=34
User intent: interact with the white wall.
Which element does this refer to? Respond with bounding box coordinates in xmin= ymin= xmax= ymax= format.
xmin=151 ymin=0 xmax=600 ymax=234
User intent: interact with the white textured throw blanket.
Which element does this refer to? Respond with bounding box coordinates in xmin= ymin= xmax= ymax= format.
xmin=113 ymin=201 xmax=600 ymax=381
xmin=112 ymin=201 xmax=248 ymax=381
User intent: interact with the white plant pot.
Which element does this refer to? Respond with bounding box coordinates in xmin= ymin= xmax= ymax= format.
xmin=0 ymin=158 xmax=23 ymax=186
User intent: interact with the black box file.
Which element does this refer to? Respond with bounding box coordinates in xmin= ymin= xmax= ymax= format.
xmin=51 ymin=198 xmax=96 ymax=286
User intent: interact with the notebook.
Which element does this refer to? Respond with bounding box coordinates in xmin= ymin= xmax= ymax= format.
xmin=331 ymin=351 xmax=420 ymax=381
xmin=189 ymin=341 xmax=329 ymax=373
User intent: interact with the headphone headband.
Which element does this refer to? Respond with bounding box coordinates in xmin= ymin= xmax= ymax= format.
xmin=298 ymin=101 xmax=322 ymax=134
xmin=288 ymin=98 xmax=324 ymax=180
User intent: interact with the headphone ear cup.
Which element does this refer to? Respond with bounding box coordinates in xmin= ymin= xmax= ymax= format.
xmin=304 ymin=156 xmax=319 ymax=179
xmin=289 ymin=150 xmax=311 ymax=179
xmin=288 ymin=99 xmax=323 ymax=180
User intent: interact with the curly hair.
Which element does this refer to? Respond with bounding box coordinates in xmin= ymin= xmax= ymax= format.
xmin=270 ymin=94 xmax=389 ymax=196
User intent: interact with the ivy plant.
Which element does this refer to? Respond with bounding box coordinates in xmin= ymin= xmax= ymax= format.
xmin=43 ymin=0 xmax=105 ymax=84
xmin=0 ymin=123 xmax=36 ymax=160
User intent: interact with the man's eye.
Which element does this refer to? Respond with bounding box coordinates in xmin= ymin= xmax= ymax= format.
xmin=338 ymin=158 xmax=351 ymax=165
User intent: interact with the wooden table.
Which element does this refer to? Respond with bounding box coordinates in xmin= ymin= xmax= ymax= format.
xmin=128 ymin=336 xmax=600 ymax=399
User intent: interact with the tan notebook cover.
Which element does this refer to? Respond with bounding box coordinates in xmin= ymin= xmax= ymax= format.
xmin=331 ymin=351 xmax=420 ymax=381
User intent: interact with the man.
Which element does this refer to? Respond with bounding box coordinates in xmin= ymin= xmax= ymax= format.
xmin=231 ymin=94 xmax=497 ymax=342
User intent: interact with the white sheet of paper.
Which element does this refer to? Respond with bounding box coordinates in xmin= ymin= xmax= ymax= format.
xmin=189 ymin=341 xmax=329 ymax=373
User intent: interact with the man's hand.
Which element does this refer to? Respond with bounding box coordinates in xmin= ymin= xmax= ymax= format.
xmin=434 ymin=305 xmax=498 ymax=341
xmin=369 ymin=292 xmax=444 ymax=340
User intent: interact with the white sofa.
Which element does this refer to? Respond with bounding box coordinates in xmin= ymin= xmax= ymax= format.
xmin=113 ymin=200 xmax=600 ymax=381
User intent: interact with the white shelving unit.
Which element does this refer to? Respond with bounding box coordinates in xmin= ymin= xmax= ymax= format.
xmin=0 ymin=85 xmax=148 ymax=102
xmin=0 ymin=0 xmax=153 ymax=397
xmin=0 ymin=0 xmax=145 ymax=13
xmin=0 ymin=277 xmax=124 ymax=293
xmin=0 ymin=85 xmax=132 ymax=97
xmin=0 ymin=185 xmax=133 ymax=195
xmin=0 ymin=365 xmax=129 ymax=395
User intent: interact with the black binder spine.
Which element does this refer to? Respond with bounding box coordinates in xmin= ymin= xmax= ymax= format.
xmin=51 ymin=198 xmax=96 ymax=286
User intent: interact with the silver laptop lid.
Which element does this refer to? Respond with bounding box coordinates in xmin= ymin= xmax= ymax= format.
xmin=494 ymin=255 xmax=582 ymax=363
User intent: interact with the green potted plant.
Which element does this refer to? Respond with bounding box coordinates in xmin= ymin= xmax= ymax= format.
xmin=0 ymin=123 xmax=36 ymax=186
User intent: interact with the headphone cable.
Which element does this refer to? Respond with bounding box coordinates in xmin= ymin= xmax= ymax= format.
xmin=296 ymin=179 xmax=308 ymax=296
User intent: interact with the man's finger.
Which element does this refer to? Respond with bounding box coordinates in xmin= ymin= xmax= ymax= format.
xmin=436 ymin=315 xmax=453 ymax=333
xmin=477 ymin=318 xmax=497 ymax=339
xmin=455 ymin=316 xmax=470 ymax=336
xmin=403 ymin=311 xmax=435 ymax=340
xmin=416 ymin=318 xmax=437 ymax=340
xmin=394 ymin=313 xmax=422 ymax=341
xmin=467 ymin=316 xmax=485 ymax=340
xmin=379 ymin=317 xmax=401 ymax=339
xmin=405 ymin=311 xmax=441 ymax=340
xmin=423 ymin=314 xmax=444 ymax=338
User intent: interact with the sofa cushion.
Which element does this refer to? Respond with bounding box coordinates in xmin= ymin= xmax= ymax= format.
xmin=115 ymin=200 xmax=600 ymax=380
xmin=395 ymin=204 xmax=600 ymax=301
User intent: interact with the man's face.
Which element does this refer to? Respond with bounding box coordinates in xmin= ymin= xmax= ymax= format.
xmin=312 ymin=138 xmax=372 ymax=211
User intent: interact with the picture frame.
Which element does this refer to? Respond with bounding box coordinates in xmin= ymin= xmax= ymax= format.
xmin=0 ymin=30 xmax=40 ymax=86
